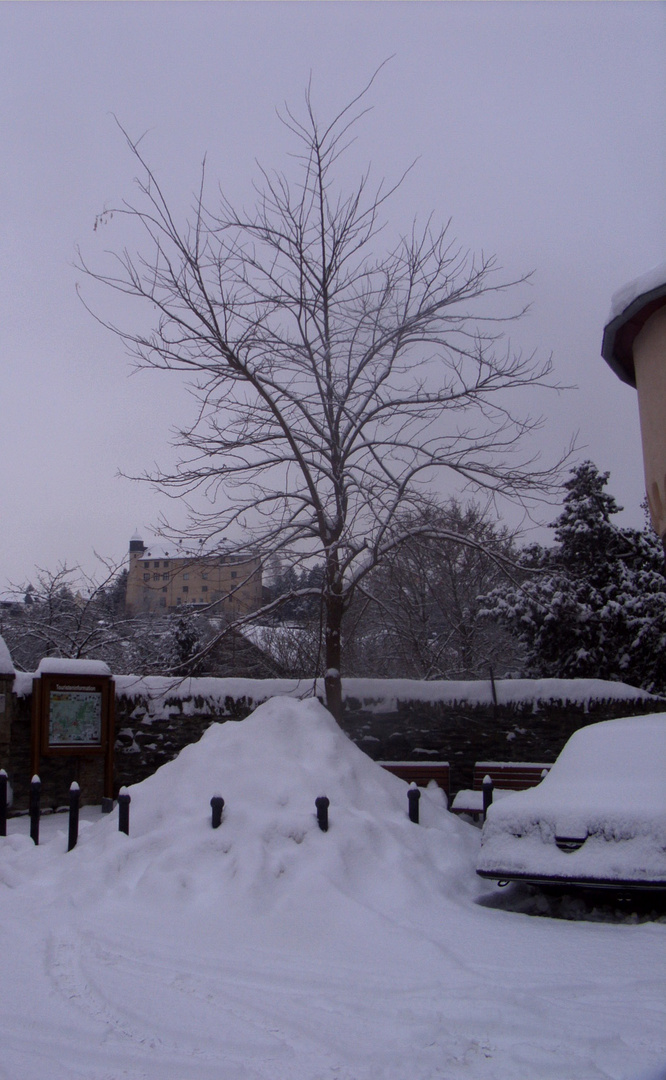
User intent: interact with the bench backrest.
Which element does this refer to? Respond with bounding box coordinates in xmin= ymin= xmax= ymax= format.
xmin=379 ymin=761 xmax=450 ymax=796
xmin=473 ymin=761 xmax=551 ymax=790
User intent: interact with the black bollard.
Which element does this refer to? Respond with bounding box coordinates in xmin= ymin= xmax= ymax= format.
xmin=29 ymin=775 xmax=41 ymax=846
xmin=210 ymin=794 xmax=225 ymax=829
xmin=407 ymin=783 xmax=421 ymax=824
xmin=0 ymin=769 xmax=7 ymax=838
xmin=118 ymin=788 xmax=131 ymax=836
xmin=482 ymin=774 xmax=494 ymax=820
xmin=68 ymin=781 xmax=80 ymax=852
xmin=101 ymin=797 xmax=114 ymax=814
xmin=315 ymin=795 xmax=329 ymax=832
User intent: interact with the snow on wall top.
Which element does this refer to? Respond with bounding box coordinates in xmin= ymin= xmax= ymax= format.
xmin=35 ymin=657 xmax=112 ymax=677
xmin=0 ymin=636 xmax=15 ymax=676
xmin=11 ymin=671 xmax=657 ymax=708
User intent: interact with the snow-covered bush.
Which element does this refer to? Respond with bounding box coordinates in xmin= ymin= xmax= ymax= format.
xmin=481 ymin=462 xmax=666 ymax=693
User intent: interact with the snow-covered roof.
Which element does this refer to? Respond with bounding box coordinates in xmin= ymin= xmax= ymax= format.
xmin=35 ymin=657 xmax=112 ymax=677
xmin=601 ymin=260 xmax=666 ymax=386
xmin=136 ymin=544 xmax=189 ymax=560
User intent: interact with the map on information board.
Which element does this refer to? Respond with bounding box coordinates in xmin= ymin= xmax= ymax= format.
xmin=49 ymin=690 xmax=102 ymax=745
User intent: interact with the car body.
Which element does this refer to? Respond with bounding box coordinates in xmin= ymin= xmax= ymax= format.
xmin=477 ymin=714 xmax=666 ymax=890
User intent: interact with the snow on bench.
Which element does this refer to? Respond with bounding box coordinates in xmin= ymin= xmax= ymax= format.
xmin=451 ymin=761 xmax=551 ymax=820
xmin=378 ymin=761 xmax=450 ymax=796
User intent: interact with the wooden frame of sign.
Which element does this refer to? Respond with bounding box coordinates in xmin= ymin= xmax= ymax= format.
xmin=31 ymin=673 xmax=115 ymax=799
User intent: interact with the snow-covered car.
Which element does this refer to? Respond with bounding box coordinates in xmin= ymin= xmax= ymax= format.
xmin=477 ymin=714 xmax=666 ymax=890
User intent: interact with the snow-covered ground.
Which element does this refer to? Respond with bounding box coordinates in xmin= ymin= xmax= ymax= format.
xmin=1 ymin=697 xmax=664 ymax=1080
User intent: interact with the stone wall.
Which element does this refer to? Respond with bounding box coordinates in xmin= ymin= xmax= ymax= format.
xmin=4 ymin=675 xmax=663 ymax=809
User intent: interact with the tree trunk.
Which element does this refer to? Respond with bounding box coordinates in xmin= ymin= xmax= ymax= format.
xmin=323 ymin=558 xmax=344 ymax=722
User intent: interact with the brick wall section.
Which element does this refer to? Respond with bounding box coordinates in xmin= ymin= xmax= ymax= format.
xmin=5 ymin=681 xmax=664 ymax=809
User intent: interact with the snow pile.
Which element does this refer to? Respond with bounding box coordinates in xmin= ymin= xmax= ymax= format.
xmin=478 ymin=714 xmax=666 ymax=884
xmin=4 ymin=698 xmax=473 ymax=920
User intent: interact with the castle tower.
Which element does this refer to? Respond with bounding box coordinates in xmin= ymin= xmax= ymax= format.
xmin=125 ymin=531 xmax=147 ymax=614
xmin=129 ymin=530 xmax=146 ymax=555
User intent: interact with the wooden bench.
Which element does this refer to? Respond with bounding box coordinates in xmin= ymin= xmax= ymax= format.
xmin=451 ymin=761 xmax=551 ymax=820
xmin=473 ymin=761 xmax=551 ymax=791
xmin=379 ymin=761 xmax=450 ymax=797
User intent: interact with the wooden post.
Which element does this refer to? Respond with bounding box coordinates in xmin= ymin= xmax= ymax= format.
xmin=105 ymin=683 xmax=115 ymax=801
xmin=489 ymin=666 xmax=498 ymax=719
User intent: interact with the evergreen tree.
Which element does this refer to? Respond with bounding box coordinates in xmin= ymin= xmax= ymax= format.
xmin=482 ymin=462 xmax=666 ymax=693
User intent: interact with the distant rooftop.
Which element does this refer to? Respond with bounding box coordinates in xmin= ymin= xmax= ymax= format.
xmin=134 ymin=540 xmax=255 ymax=563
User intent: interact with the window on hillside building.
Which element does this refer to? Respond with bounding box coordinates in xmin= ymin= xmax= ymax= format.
xmin=162 ymin=573 xmax=169 ymax=581
xmin=182 ymin=586 xmax=189 ymax=594
xmin=231 ymin=571 xmax=237 ymax=579
xmin=153 ymin=573 xmax=160 ymax=581
xmin=183 ymin=573 xmax=189 ymax=580
xmin=143 ymin=573 xmax=150 ymax=582
xmin=202 ymin=585 xmax=208 ymax=592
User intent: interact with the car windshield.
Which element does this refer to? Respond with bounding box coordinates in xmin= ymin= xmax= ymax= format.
xmin=534 ymin=715 xmax=666 ymax=809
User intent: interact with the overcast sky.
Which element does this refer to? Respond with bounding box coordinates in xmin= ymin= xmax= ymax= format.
xmin=1 ymin=1 xmax=664 ymax=592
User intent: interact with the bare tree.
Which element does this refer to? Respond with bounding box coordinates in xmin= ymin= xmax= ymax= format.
xmin=0 ymin=562 xmax=129 ymax=670
xmin=343 ymin=499 xmax=525 ymax=680
xmin=79 ymin=75 xmax=564 ymax=717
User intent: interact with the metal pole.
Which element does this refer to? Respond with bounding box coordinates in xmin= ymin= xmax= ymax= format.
xmin=210 ymin=794 xmax=224 ymax=829
xmin=118 ymin=788 xmax=131 ymax=836
xmin=29 ymin=775 xmax=41 ymax=846
xmin=0 ymin=770 xmax=7 ymax=837
xmin=407 ymin=783 xmax=421 ymax=824
xmin=315 ymin=796 xmax=329 ymax=832
xmin=68 ymin=781 xmax=80 ymax=852
xmin=482 ymin=774 xmax=494 ymax=820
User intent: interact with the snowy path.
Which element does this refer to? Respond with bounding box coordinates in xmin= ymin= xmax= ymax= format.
xmin=2 ymin=860 xmax=663 ymax=1079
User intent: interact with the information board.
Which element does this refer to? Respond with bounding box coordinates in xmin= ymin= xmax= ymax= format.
xmin=32 ymin=670 xmax=115 ymax=800
xmin=48 ymin=687 xmax=103 ymax=746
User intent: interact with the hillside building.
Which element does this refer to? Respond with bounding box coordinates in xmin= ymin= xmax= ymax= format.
xmin=125 ymin=532 xmax=262 ymax=616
